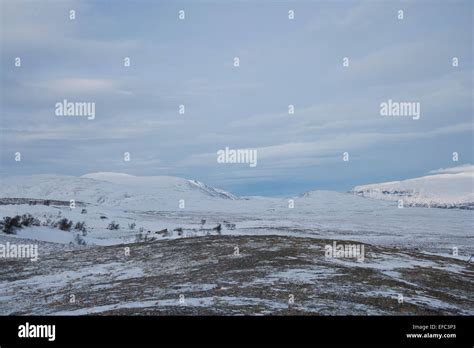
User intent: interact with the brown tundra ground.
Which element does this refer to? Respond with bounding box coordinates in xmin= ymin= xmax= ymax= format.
xmin=0 ymin=234 xmax=472 ymax=315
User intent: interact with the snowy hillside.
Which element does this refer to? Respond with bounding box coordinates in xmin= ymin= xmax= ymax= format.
xmin=351 ymin=165 xmax=474 ymax=209
xmin=1 ymin=169 xmax=473 ymax=254
xmin=82 ymin=172 xmax=238 ymax=200
xmin=0 ymin=172 xmax=238 ymax=210
xmin=1 ymin=170 xmax=473 ymax=317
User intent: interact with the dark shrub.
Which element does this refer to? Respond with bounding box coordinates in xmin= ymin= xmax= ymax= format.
xmin=107 ymin=221 xmax=120 ymax=230
xmin=74 ymin=221 xmax=87 ymax=234
xmin=224 ymin=222 xmax=236 ymax=230
xmin=74 ymin=233 xmax=87 ymax=246
xmin=55 ymin=218 xmax=73 ymax=231
xmin=2 ymin=216 xmax=21 ymax=234
xmin=20 ymin=214 xmax=40 ymax=227
xmin=213 ymin=224 xmax=222 ymax=234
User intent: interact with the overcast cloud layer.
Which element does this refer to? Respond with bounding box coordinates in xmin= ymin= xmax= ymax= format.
xmin=1 ymin=0 xmax=472 ymax=196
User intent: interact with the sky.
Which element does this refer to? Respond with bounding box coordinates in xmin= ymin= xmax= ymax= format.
xmin=0 ymin=0 xmax=472 ymax=196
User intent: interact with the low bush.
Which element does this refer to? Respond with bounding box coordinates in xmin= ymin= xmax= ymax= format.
xmin=55 ymin=218 xmax=73 ymax=231
xmin=107 ymin=221 xmax=120 ymax=230
xmin=2 ymin=216 xmax=21 ymax=234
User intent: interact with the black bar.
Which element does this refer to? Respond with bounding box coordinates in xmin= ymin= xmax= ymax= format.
xmin=0 ymin=316 xmax=472 ymax=346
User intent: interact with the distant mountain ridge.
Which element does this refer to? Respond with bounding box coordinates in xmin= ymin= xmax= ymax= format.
xmin=0 ymin=172 xmax=238 ymax=210
xmin=350 ymin=167 xmax=474 ymax=209
xmin=2 ymin=167 xmax=473 ymax=210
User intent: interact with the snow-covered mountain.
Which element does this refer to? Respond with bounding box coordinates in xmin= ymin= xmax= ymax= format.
xmin=82 ymin=172 xmax=238 ymax=200
xmin=0 ymin=172 xmax=238 ymax=210
xmin=2 ymin=166 xmax=473 ymax=212
xmin=351 ymin=165 xmax=474 ymax=209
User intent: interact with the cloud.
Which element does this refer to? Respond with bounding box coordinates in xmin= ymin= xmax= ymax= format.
xmin=179 ymin=122 xmax=472 ymax=171
xmin=29 ymin=78 xmax=130 ymax=96
xmin=429 ymin=164 xmax=474 ymax=174
xmin=1 ymin=0 xmax=472 ymax=195
xmin=305 ymin=1 xmax=388 ymax=34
